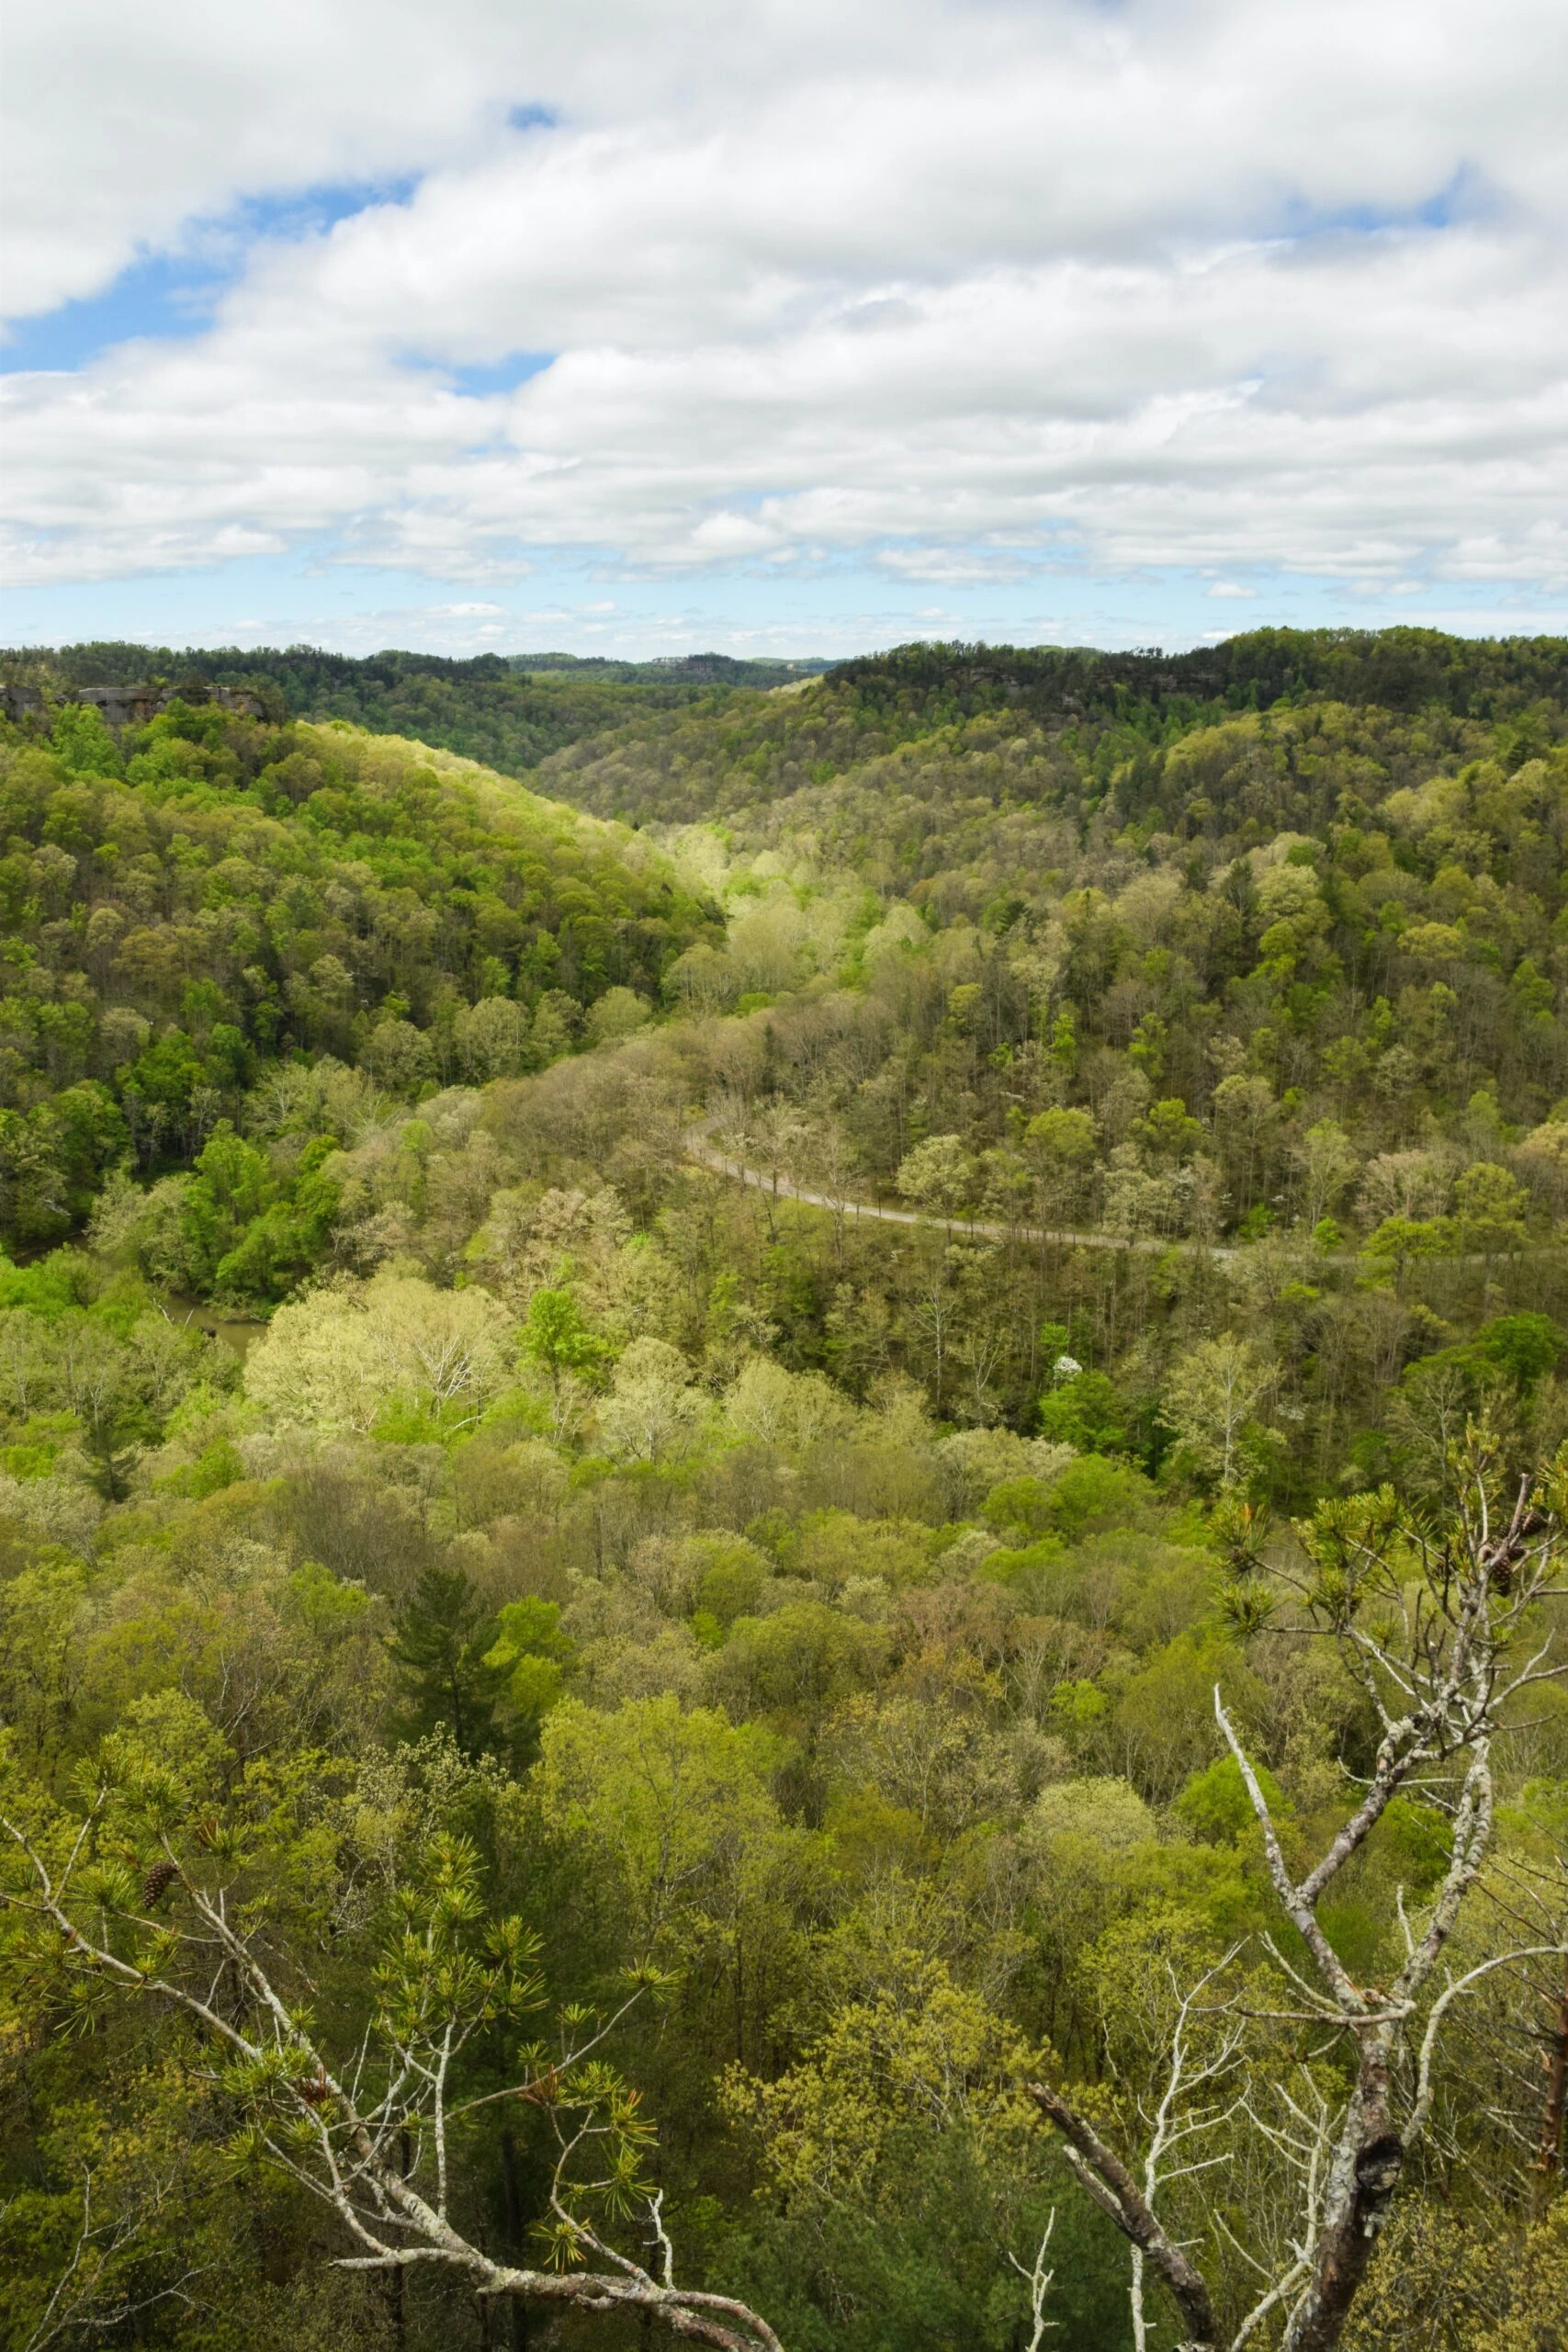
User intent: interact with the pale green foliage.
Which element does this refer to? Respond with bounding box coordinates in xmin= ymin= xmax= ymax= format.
xmin=1162 ymin=1334 xmax=1277 ymax=1487
xmin=824 ymin=1690 xmax=1036 ymax=1837
xmin=897 ymin=1135 xmax=978 ymax=1217
xmin=595 ymin=1336 xmax=708 ymax=1463
xmin=1453 ymin=1160 xmax=1530 ymax=1261
xmin=1359 ymin=1148 xmax=1450 ymax=1226
xmin=533 ymin=1694 xmax=796 ymax=1946
xmin=1032 ymin=1775 xmax=1156 ymax=1853
xmin=934 ymin=1426 xmax=1076 ymax=1515
xmin=584 ymin=987 xmax=652 ymax=1046
xmin=724 ymin=1353 xmax=856 ymax=1451
xmin=1298 ymin=1118 xmax=1359 ymax=1225
xmin=0 ymin=1464 xmax=102 ymax=1553
xmin=244 ymin=1268 xmax=513 ymax=1433
xmin=1025 ymin=1107 xmax=1098 ymax=1165
xmin=362 ymin=1016 xmax=436 ymax=1096
xmin=454 ymin=994 xmax=532 ymax=1080
xmin=1516 ymin=1116 xmax=1568 ymax=1212
xmin=723 ymin=1955 xmax=1043 ymax=2207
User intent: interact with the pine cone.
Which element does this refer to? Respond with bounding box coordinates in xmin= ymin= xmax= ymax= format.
xmin=141 ymin=1860 xmax=181 ymax=1911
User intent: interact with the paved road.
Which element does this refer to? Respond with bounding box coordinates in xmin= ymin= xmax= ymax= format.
xmin=682 ymin=1126 xmax=1241 ymax=1261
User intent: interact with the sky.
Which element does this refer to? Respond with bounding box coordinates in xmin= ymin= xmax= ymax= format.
xmin=2 ymin=0 xmax=1566 ymax=661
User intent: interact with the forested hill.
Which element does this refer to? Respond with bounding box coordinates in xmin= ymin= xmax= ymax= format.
xmin=537 ymin=623 xmax=1568 ymax=829
xmin=0 ymin=641 xmax=832 ymax=780
xmin=828 ymin=625 xmax=1568 ymax=725
xmin=1 ymin=629 xmax=1567 ymax=2352
xmin=8 ymin=624 xmax=1560 ymax=801
xmin=0 ymin=695 xmax=718 ymax=1272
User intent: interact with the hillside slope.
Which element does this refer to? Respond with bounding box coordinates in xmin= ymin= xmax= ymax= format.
xmin=540 ymin=634 xmax=1568 ymax=1161
xmin=0 ymin=693 xmax=717 ymax=1268
xmin=0 ymin=640 xmax=831 ymax=778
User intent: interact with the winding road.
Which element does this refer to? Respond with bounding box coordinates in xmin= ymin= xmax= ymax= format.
xmin=682 ymin=1125 xmax=1243 ymax=1261
xmin=681 ymin=1127 xmax=1562 ymax=1277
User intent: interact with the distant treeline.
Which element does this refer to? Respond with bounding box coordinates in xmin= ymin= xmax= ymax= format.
xmin=831 ymin=627 xmax=1568 ymax=730
xmin=0 ymin=641 xmax=833 ymax=778
xmin=6 ymin=622 xmax=1564 ymax=803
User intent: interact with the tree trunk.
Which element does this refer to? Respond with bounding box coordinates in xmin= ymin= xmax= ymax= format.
xmin=1284 ymin=2065 xmax=1404 ymax=2352
xmin=500 ymin=2129 xmax=530 ymax=2352
xmin=1533 ymin=1952 xmax=1568 ymax=2219
xmin=389 ymin=2128 xmax=414 ymax=2351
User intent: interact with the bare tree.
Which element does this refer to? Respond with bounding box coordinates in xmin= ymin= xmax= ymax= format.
xmin=797 ymin=1108 xmax=859 ymax=1270
xmin=1007 ymin=2208 xmax=1058 ymax=2351
xmin=908 ymin=1243 xmax=956 ymax=1417
xmin=8 ymin=2165 xmax=209 ymax=2351
xmin=0 ymin=1812 xmax=780 ymax=2352
xmin=1029 ymin=1430 xmax=1568 ymax=2352
xmin=749 ymin=1101 xmax=809 ymax=1246
xmin=1408 ymin=1815 xmax=1568 ymax=2217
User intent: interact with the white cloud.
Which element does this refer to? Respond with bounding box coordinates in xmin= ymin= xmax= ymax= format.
xmin=3 ymin=0 xmax=1565 ymax=604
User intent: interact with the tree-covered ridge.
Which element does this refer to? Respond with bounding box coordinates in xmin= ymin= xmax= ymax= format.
xmin=0 ymin=695 xmax=719 ymax=1261
xmin=828 ymin=626 xmax=1568 ymax=727
xmin=0 ymin=642 xmax=831 ymax=782
xmin=551 ymin=682 xmax=1568 ymax=1304
xmin=536 ymin=624 xmax=1568 ymax=830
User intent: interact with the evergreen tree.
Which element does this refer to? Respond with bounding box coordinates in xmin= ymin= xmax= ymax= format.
xmin=387 ymin=1564 xmax=508 ymax=1758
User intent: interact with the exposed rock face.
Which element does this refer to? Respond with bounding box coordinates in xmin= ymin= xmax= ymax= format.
xmin=0 ymin=680 xmax=265 ymax=727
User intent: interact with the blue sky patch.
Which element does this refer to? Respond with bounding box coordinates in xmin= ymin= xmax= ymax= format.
xmin=449 ymin=352 xmax=557 ymax=397
xmin=7 ymin=547 xmax=1561 ymax=666
xmin=238 ymin=175 xmax=421 ymax=241
xmin=1 ymin=175 xmax=422 ymax=376
xmin=1276 ymin=165 xmax=1484 ymax=244
xmin=1 ymin=251 xmax=231 ymax=373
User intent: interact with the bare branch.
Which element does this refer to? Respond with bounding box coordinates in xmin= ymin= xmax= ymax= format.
xmin=1214 ymin=1694 xmax=1364 ymax=2012
xmin=1410 ymin=1943 xmax=1568 ymax=2143
xmin=1007 ymin=2210 xmax=1057 ymax=2352
xmin=1027 ymin=2084 xmax=1220 ymax=2350
xmin=0 ymin=1807 xmax=782 ymax=2352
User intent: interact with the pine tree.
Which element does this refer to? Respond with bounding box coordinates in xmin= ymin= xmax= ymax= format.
xmin=387 ymin=1565 xmax=508 ymax=1758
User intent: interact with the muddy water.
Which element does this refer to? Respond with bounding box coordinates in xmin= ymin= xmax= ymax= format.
xmin=158 ymin=1292 xmax=265 ymax=1362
